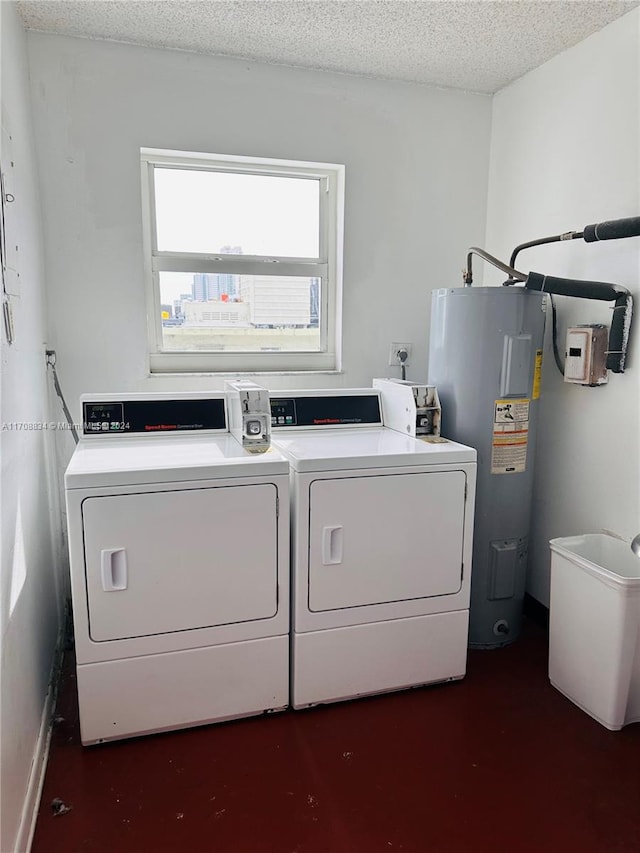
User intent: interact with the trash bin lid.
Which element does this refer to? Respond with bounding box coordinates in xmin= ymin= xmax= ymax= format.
xmin=550 ymin=534 xmax=640 ymax=590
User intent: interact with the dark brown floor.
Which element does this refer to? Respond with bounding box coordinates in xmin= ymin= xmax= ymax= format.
xmin=32 ymin=619 xmax=640 ymax=853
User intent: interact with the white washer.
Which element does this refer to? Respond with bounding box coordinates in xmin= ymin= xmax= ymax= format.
xmin=65 ymin=392 xmax=290 ymax=745
xmin=270 ymin=389 xmax=477 ymax=709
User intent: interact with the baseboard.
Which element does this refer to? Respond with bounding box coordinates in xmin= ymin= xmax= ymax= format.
xmin=523 ymin=592 xmax=549 ymax=629
xmin=13 ymin=621 xmax=66 ymax=853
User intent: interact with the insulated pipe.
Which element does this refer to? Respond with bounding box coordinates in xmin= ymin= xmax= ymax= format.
xmin=524 ymin=272 xmax=633 ymax=373
xmin=509 ymin=216 xmax=640 ymax=268
xmin=463 ymin=251 xmax=633 ymax=373
xmin=464 ymin=239 xmax=634 ymax=372
xmin=583 ymin=216 xmax=640 ymax=243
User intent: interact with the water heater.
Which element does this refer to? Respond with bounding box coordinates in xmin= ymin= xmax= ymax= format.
xmin=428 ymin=287 xmax=546 ymax=648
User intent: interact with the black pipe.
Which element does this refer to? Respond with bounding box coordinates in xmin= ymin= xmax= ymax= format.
xmin=524 ymin=272 xmax=633 ymax=373
xmin=509 ymin=216 xmax=640 ymax=267
xmin=509 ymin=232 xmax=581 ymax=269
xmin=525 ymin=272 xmax=627 ymax=302
xmin=583 ymin=216 xmax=640 ymax=243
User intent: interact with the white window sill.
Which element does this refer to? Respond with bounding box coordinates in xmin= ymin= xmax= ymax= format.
xmin=145 ymin=370 xmax=344 ymax=379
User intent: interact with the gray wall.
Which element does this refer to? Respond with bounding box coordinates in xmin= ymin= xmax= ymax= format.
xmin=26 ymin=32 xmax=492 ymax=421
xmin=0 ymin=4 xmax=63 ymax=851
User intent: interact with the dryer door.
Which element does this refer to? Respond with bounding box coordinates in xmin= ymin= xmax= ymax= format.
xmin=308 ymin=471 xmax=466 ymax=611
xmin=83 ymin=484 xmax=278 ymax=641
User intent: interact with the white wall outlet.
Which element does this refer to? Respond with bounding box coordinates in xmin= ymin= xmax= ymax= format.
xmin=388 ymin=342 xmax=412 ymax=367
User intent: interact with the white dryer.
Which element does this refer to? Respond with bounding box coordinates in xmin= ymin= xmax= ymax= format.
xmin=65 ymin=393 xmax=290 ymax=745
xmin=270 ymin=389 xmax=477 ymax=710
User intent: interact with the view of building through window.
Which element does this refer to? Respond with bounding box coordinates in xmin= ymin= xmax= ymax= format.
xmin=159 ymin=261 xmax=321 ymax=352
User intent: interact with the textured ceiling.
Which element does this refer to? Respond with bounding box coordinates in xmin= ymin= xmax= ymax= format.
xmin=16 ymin=0 xmax=640 ymax=94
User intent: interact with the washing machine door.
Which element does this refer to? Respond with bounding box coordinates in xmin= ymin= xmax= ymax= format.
xmin=82 ymin=483 xmax=278 ymax=641
xmin=308 ymin=471 xmax=467 ymax=611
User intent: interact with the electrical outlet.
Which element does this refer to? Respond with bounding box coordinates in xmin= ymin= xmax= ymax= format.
xmin=388 ymin=342 xmax=412 ymax=367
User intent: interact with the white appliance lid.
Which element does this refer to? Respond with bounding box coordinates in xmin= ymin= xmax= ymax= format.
xmin=272 ymin=428 xmax=476 ymax=472
xmin=65 ymin=434 xmax=289 ymax=489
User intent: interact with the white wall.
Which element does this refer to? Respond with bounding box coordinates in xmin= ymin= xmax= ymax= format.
xmin=485 ymin=9 xmax=640 ymax=604
xmin=0 ymin=4 xmax=64 ymax=851
xmin=25 ymin=33 xmax=492 ymax=425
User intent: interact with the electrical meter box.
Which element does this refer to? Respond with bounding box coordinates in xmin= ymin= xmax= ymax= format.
xmin=564 ymin=325 xmax=609 ymax=386
xmin=373 ymin=379 xmax=441 ymax=437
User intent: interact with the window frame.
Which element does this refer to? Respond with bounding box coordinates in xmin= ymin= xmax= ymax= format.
xmin=140 ymin=148 xmax=344 ymax=374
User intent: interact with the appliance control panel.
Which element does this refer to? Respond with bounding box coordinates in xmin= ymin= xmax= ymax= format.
xmin=82 ymin=396 xmax=227 ymax=436
xmin=270 ymin=393 xmax=382 ymax=429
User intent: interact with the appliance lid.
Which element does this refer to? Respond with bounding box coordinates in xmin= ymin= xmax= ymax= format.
xmin=65 ymin=433 xmax=289 ymax=489
xmin=272 ymin=427 xmax=476 ymax=472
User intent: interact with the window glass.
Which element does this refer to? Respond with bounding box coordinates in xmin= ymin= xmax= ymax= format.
xmin=142 ymin=149 xmax=342 ymax=373
xmin=154 ymin=168 xmax=320 ymax=258
xmin=159 ymin=272 xmax=321 ymax=353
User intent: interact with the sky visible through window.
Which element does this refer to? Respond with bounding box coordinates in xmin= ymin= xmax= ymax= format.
xmin=155 ymin=167 xmax=320 ymax=303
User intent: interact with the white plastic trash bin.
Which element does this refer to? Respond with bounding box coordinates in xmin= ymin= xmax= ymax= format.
xmin=549 ymin=534 xmax=640 ymax=731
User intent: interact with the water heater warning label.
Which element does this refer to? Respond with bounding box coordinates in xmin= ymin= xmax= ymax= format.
xmin=492 ymin=398 xmax=530 ymax=474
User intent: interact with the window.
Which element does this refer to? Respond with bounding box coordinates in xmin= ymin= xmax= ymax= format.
xmin=141 ymin=149 xmax=344 ymax=373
